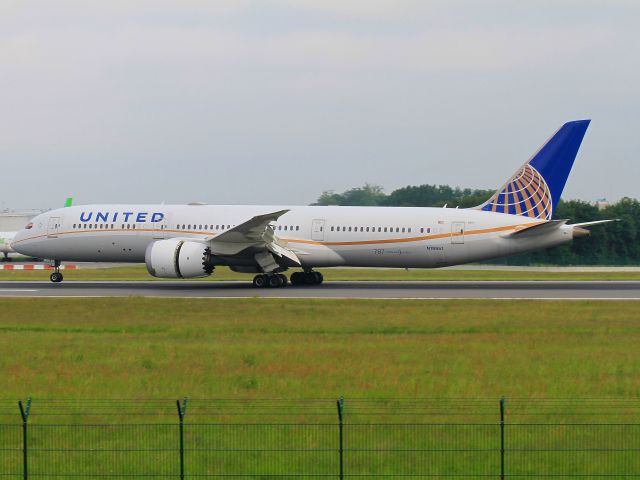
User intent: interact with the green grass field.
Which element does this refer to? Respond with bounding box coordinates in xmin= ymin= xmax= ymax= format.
xmin=2 ymin=264 xmax=640 ymax=281
xmin=1 ymin=298 xmax=639 ymax=476
xmin=1 ymin=298 xmax=638 ymax=399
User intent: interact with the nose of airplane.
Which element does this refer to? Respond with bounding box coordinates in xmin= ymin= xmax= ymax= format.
xmin=10 ymin=224 xmax=34 ymax=256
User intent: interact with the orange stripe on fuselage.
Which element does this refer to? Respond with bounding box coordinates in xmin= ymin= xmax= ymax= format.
xmin=12 ymin=221 xmax=544 ymax=249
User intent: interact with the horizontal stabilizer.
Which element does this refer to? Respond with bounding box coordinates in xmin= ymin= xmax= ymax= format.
xmin=570 ymin=219 xmax=619 ymax=238
xmin=505 ymin=220 xmax=567 ymax=238
xmin=570 ymin=219 xmax=619 ymax=228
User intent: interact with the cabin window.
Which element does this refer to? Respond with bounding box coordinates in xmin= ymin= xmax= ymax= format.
xmin=396 ymin=227 xmax=400 ymax=232
xmin=331 ymin=226 xmax=334 ymax=231
xmin=402 ymin=227 xmax=405 ymax=233
xmin=296 ymin=226 xmax=300 ymax=231
xmin=427 ymin=228 xmax=431 ymax=233
xmin=384 ymin=227 xmax=387 ymax=232
xmin=88 ymin=224 xmax=92 ymax=229
xmin=111 ymin=224 xmax=114 ymax=229
xmin=126 ymin=224 xmax=130 ymax=229
xmin=408 ymin=228 xmax=411 ymax=233
xmin=132 ymin=224 xmax=136 ymax=229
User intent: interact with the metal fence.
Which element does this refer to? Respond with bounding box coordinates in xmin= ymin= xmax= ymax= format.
xmin=1 ymin=398 xmax=640 ymax=478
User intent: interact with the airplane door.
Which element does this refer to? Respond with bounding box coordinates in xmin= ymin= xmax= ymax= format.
xmin=311 ymin=219 xmax=325 ymax=241
xmin=47 ymin=217 xmax=62 ymax=238
xmin=451 ymin=222 xmax=465 ymax=244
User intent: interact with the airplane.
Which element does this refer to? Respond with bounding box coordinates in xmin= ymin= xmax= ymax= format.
xmin=0 ymin=231 xmax=16 ymax=261
xmin=11 ymin=120 xmax=613 ymax=286
xmin=0 ymin=198 xmax=73 ymax=262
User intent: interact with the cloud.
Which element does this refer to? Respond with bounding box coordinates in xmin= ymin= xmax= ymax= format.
xmin=0 ymin=1 xmax=638 ymax=207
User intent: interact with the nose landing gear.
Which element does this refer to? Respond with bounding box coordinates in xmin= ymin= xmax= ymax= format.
xmin=49 ymin=261 xmax=63 ymax=283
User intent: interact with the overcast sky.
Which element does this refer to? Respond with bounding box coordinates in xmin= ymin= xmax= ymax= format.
xmin=1 ymin=0 xmax=638 ymax=210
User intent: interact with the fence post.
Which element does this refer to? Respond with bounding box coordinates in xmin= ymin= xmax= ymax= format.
xmin=18 ymin=398 xmax=32 ymax=480
xmin=500 ymin=397 xmax=505 ymax=480
xmin=176 ymin=398 xmax=188 ymax=480
xmin=336 ymin=397 xmax=344 ymax=480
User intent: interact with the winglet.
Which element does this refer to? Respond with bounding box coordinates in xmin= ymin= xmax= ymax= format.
xmin=64 ymin=197 xmax=73 ymax=208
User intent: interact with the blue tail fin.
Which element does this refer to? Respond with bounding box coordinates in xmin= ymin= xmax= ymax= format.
xmin=478 ymin=120 xmax=590 ymax=220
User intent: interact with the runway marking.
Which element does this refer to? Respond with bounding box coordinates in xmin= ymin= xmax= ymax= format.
xmin=0 ymin=289 xmax=38 ymax=292
xmin=0 ymin=295 xmax=637 ymax=301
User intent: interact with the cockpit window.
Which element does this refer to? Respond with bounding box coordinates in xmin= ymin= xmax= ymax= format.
xmin=25 ymin=222 xmax=33 ymax=230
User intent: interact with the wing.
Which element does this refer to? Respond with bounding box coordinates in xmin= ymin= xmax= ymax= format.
xmin=208 ymin=209 xmax=302 ymax=270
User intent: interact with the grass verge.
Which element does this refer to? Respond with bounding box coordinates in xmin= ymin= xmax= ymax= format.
xmin=1 ymin=265 xmax=640 ymax=281
xmin=0 ymin=298 xmax=637 ymax=399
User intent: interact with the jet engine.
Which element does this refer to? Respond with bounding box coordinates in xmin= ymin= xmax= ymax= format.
xmin=145 ymin=238 xmax=214 ymax=278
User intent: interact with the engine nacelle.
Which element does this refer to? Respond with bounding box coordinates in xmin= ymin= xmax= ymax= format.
xmin=145 ymin=239 xmax=214 ymax=278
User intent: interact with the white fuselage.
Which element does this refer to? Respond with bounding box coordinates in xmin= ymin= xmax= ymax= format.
xmin=12 ymin=204 xmax=574 ymax=269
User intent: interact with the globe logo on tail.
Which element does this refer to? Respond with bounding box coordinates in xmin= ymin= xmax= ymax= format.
xmin=481 ymin=164 xmax=553 ymax=220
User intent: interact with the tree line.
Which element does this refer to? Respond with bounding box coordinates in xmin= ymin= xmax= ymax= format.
xmin=314 ymin=184 xmax=640 ymax=265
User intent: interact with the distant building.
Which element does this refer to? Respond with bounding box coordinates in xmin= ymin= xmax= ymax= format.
xmin=0 ymin=211 xmax=42 ymax=231
xmin=594 ymin=198 xmax=610 ymax=211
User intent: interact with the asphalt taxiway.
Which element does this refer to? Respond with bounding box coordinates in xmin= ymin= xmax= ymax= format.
xmin=0 ymin=281 xmax=638 ymax=299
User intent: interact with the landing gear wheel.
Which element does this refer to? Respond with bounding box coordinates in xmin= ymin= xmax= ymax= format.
xmin=253 ymin=274 xmax=267 ymax=288
xmin=50 ymin=272 xmax=64 ymax=283
xmin=278 ymin=274 xmax=288 ymax=286
xmin=268 ymin=274 xmax=284 ymax=288
xmin=304 ymin=272 xmax=318 ymax=285
xmin=291 ymin=270 xmax=323 ymax=286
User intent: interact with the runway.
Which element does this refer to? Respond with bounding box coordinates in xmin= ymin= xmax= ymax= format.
xmin=0 ymin=281 xmax=638 ymax=299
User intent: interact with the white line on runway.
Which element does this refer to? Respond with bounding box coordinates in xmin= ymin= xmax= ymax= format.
xmin=2 ymin=295 xmax=637 ymax=301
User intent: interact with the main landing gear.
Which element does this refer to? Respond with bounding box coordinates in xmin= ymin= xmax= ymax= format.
xmin=290 ymin=271 xmax=323 ymax=286
xmin=253 ymin=273 xmax=288 ymax=288
xmin=50 ymin=260 xmax=63 ymax=283
xmin=251 ymin=270 xmax=324 ymax=288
